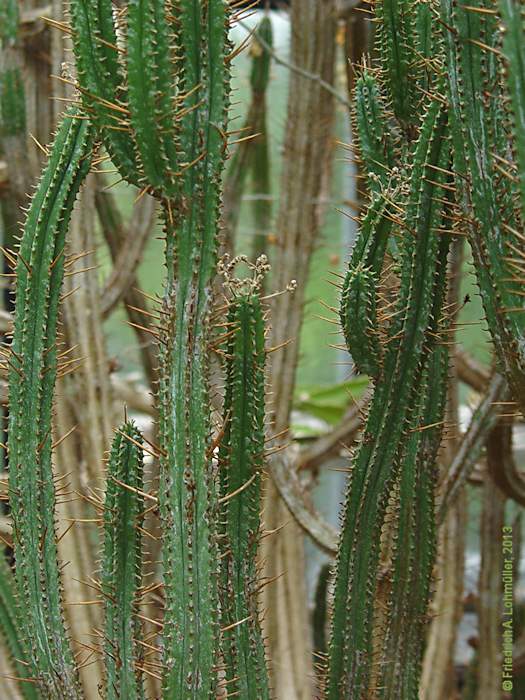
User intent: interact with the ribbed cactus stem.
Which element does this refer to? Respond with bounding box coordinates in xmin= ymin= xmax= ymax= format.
xmin=71 ymin=1 xmax=232 ymax=694
xmin=218 ymin=291 xmax=271 ymax=699
xmin=7 ymin=109 xmax=92 ymax=698
xmin=499 ymin=0 xmax=525 ymax=218
xmin=353 ymin=71 xmax=394 ymax=193
xmin=0 ymin=555 xmax=38 ymax=700
xmin=375 ymin=0 xmax=417 ymax=129
xmin=70 ymin=0 xmax=139 ymax=186
xmin=440 ymin=0 xmax=525 ymax=414
xmin=327 ymin=95 xmax=451 ymax=698
xmin=157 ymin=2 xmax=231 ymax=697
xmin=339 ymin=191 xmax=393 ymax=378
xmin=101 ymin=421 xmax=145 ymax=700
xmin=377 ymin=342 xmax=449 ymax=698
xmin=126 ymin=0 xmax=178 ymax=195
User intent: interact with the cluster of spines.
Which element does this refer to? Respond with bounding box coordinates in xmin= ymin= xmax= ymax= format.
xmin=327 ymin=80 xmax=453 ymax=697
xmin=101 ymin=421 xmax=145 ymax=700
xmin=439 ymin=0 xmax=525 ymax=414
xmin=7 ymin=108 xmax=93 ymax=698
xmin=217 ymin=292 xmax=271 ymax=700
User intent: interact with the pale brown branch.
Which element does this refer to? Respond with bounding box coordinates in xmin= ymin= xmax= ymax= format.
xmin=237 ymin=18 xmax=352 ymax=110
xmin=455 ymin=347 xmax=491 ymax=392
xmin=298 ymin=388 xmax=371 ymax=472
xmin=110 ymin=374 xmax=154 ymax=416
xmin=269 ymin=447 xmax=338 ymax=555
xmin=95 ymin=184 xmax=158 ymax=386
xmin=100 ymin=193 xmax=157 ymax=318
xmin=476 ymin=462 xmax=506 ymax=697
xmin=438 ymin=373 xmax=507 ymax=523
xmin=487 ymin=420 xmax=525 ymax=507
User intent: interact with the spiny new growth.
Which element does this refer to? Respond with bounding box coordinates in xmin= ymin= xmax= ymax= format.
xmin=440 ymin=0 xmax=525 ymax=414
xmin=353 ymin=71 xmax=395 ymax=194
xmin=7 ymin=108 xmax=93 ymax=699
xmin=217 ymin=256 xmax=271 ymax=699
xmin=102 ymin=421 xmax=145 ymax=700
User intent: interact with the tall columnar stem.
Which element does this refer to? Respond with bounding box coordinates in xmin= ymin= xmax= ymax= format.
xmin=158 ymin=2 xmax=231 ymax=697
xmin=440 ymin=0 xmax=525 ymax=413
xmin=327 ymin=95 xmax=452 ymax=698
xmin=7 ymin=109 xmax=92 ymax=698
xmin=499 ymin=0 xmax=525 ymax=220
xmin=69 ymin=3 xmax=232 ymax=696
xmin=218 ymin=292 xmax=271 ymax=699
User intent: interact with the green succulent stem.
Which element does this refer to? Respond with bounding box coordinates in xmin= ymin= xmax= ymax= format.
xmin=439 ymin=0 xmax=525 ymax=414
xmin=0 ymin=555 xmax=38 ymax=700
xmin=327 ymin=95 xmax=452 ymax=698
xmin=126 ymin=0 xmax=178 ymax=195
xmin=102 ymin=421 xmax=145 ymax=700
xmin=378 ymin=343 xmax=449 ymax=699
xmin=354 ymin=71 xmax=395 ymax=192
xmin=7 ymin=109 xmax=92 ymax=699
xmin=218 ymin=292 xmax=271 ymax=699
xmin=70 ymin=2 xmax=233 ymax=695
xmin=157 ymin=2 xmax=231 ymax=697
xmin=70 ymin=0 xmax=139 ymax=185
xmin=340 ymin=191 xmax=393 ymax=378
xmin=375 ymin=0 xmax=418 ymax=130
xmin=499 ymin=0 xmax=525 ymax=219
